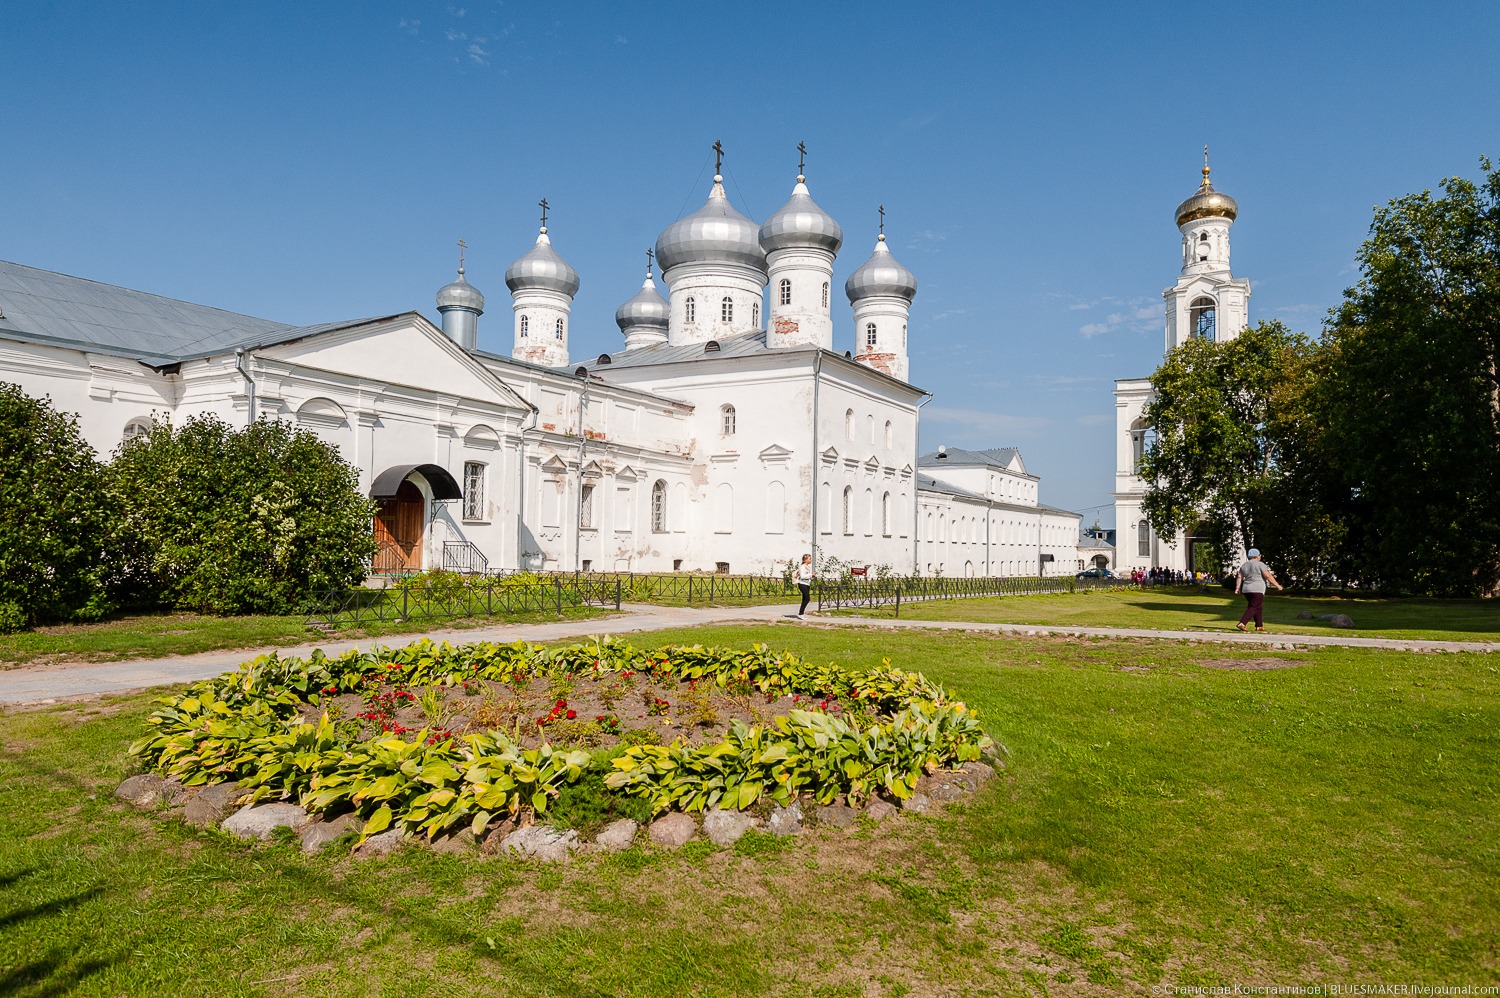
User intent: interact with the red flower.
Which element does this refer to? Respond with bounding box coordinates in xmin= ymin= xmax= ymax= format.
xmin=566 ymin=710 xmax=577 ymax=719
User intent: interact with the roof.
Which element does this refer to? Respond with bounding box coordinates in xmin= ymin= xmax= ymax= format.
xmin=918 ymin=446 xmax=1028 ymax=475
xmin=0 ymin=260 xmax=385 ymax=366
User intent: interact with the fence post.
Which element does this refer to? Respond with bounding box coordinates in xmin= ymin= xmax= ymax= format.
xmin=895 ymin=585 xmax=901 ymax=619
xmin=710 ymin=574 xmax=715 ymax=603
xmin=401 ymin=586 xmax=408 ymax=621
xmin=688 ymin=575 xmax=694 ymax=604
xmin=555 ymin=578 xmax=563 ymax=614
xmin=615 ymin=579 xmax=622 ymax=611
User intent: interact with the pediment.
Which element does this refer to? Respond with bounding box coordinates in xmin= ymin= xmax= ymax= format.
xmin=758 ymin=443 xmax=793 ymax=464
xmin=540 ymin=453 xmax=569 ymax=473
xmin=615 ymin=464 xmax=641 ymax=482
xmin=581 ymin=459 xmax=604 ymax=480
xmin=863 ymin=456 xmax=880 ymax=472
xmin=820 ymin=446 xmax=839 ymax=465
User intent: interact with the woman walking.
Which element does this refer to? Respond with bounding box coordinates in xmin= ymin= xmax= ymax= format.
xmin=1234 ymin=548 xmax=1283 ymax=632
xmin=796 ymin=553 xmax=816 ymax=618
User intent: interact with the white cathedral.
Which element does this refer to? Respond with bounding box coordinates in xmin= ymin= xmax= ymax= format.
xmin=1113 ymin=154 xmax=1251 ymax=573
xmin=0 ymin=151 xmax=1087 ymax=579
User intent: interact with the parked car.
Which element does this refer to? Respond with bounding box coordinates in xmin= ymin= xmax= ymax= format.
xmin=1075 ymin=568 xmax=1116 ymax=580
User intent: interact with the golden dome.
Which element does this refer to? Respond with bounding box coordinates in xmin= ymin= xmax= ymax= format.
xmin=1175 ymin=161 xmax=1238 ymax=227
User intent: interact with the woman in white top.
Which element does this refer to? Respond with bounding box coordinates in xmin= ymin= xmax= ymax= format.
xmin=1234 ymin=548 xmax=1283 ymax=632
xmin=796 ymin=554 xmax=816 ymax=617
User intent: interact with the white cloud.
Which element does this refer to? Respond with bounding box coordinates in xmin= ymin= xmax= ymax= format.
xmin=926 ymin=308 xmax=969 ymax=323
xmin=449 ymin=5 xmax=467 ymax=16
xmin=467 ymin=43 xmax=489 ymax=65
xmin=923 ymin=407 xmax=1050 ymax=435
xmin=907 ymin=229 xmax=947 ymax=253
xmin=615 ymin=34 xmax=629 ymax=44
xmin=399 ymin=18 xmax=420 ymax=34
xmin=446 ymin=29 xmax=467 ymax=41
xmin=1078 ymin=301 xmax=1158 ymax=339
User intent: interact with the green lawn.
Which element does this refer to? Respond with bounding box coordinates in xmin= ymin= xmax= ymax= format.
xmin=834 ymin=586 xmax=1500 ymax=642
xmin=0 ymin=606 xmax=613 ymax=668
xmin=2 ymin=624 xmax=1497 ymax=994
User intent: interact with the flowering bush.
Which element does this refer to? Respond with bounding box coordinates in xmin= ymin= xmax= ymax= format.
xmin=129 ymin=637 xmax=994 ymax=842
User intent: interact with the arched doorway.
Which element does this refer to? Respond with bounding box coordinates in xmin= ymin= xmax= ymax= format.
xmin=374 ymin=480 xmax=424 ymax=573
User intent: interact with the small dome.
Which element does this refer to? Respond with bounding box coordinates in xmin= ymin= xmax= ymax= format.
xmin=436 ymin=268 xmax=485 ymax=312
xmin=655 ymin=176 xmax=767 ymax=276
xmin=505 ymin=228 xmax=581 ymax=297
xmin=759 ymin=178 xmax=843 ymax=255
xmin=615 ymin=274 xmax=669 ymax=332
xmin=1175 ymin=165 xmax=1239 ymax=227
xmin=845 ymin=235 xmax=917 ymax=302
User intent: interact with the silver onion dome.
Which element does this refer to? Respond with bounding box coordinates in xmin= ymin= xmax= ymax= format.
xmin=759 ymin=178 xmax=843 ymax=255
xmin=436 ymin=268 xmax=485 ymax=311
xmin=654 ymin=176 xmax=768 ymax=276
xmin=845 ymin=235 xmax=917 ymax=302
xmin=505 ymin=228 xmax=581 ymax=297
xmin=615 ymin=274 xmax=669 ymax=331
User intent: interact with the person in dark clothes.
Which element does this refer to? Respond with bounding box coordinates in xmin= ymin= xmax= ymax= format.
xmin=1234 ymin=548 xmax=1283 ymax=632
xmin=795 ymin=553 xmax=815 ymax=617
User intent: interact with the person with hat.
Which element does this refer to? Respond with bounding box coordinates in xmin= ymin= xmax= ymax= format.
xmin=1234 ymin=548 xmax=1283 ymax=632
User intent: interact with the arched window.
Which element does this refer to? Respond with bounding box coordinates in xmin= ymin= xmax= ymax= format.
xmin=865 ymin=322 xmax=878 ymax=347
xmin=821 ymin=282 xmax=829 ymax=308
xmin=520 ymin=315 xmax=530 ymax=338
xmin=720 ymin=404 xmax=736 ymax=436
xmin=651 ymin=480 xmax=668 ymax=533
xmin=1197 ymin=231 xmax=1210 ymax=261
xmin=779 ymin=279 xmax=792 ymax=306
xmin=752 ymin=302 xmax=759 ymax=327
xmin=1190 ymin=296 xmax=1217 ymax=341
xmin=1137 ymin=521 xmax=1150 ymax=557
xmin=881 ymin=492 xmax=892 ymax=536
xmin=902 ymin=323 xmax=907 ymax=347
xmin=555 ymin=318 xmax=565 ymax=340
xmin=842 ymin=486 xmax=853 ymax=535
xmin=122 ymin=417 xmax=152 ymax=443
xmin=884 ymin=420 xmax=893 ymax=448
xmin=684 ymin=297 xmax=696 ymax=323
xmin=721 ymin=297 xmax=733 ymax=323
xmin=844 ymin=409 xmax=854 ymax=440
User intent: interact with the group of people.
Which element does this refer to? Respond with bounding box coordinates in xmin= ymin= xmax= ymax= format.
xmin=1130 ymin=567 xmax=1204 ymax=586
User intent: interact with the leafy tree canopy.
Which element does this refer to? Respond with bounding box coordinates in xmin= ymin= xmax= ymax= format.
xmin=109 ymin=414 xmax=378 ymax=614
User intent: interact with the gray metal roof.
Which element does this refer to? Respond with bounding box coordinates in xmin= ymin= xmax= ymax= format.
xmin=916 ymin=472 xmax=986 ymax=501
xmin=655 ymin=178 xmax=767 ymax=277
xmin=504 ymin=229 xmax=580 ymax=297
xmin=845 ymin=235 xmax=916 ymax=303
xmin=918 ymin=446 xmax=1024 ymax=472
xmin=759 ymin=179 xmax=843 ymax=256
xmin=595 ymin=329 xmax=783 ymax=369
xmin=0 ymin=260 xmax=294 ymax=362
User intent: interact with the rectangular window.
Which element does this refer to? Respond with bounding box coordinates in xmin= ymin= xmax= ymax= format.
xmin=463 ymin=462 xmax=486 ymax=520
xmin=1138 ymin=522 xmax=1150 ymax=557
xmin=580 ymin=484 xmax=595 ymax=529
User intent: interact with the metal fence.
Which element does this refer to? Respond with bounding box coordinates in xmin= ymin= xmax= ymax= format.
xmin=306 ymin=576 xmax=623 ymax=628
xmin=816 ymin=574 xmax=1135 ymax=615
xmin=513 ymin=571 xmax=797 ymax=605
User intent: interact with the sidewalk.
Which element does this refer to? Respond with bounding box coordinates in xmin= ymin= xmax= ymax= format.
xmin=2 ymin=602 xmax=1494 ymax=704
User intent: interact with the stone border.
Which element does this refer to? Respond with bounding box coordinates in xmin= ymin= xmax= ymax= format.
xmin=113 ymin=760 xmax=998 ymax=861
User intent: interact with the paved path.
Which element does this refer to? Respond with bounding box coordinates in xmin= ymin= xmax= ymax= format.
xmin=2 ymin=602 xmax=1495 ymax=704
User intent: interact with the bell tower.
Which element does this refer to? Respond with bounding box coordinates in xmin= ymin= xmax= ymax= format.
xmin=1163 ymin=149 xmax=1251 ymax=353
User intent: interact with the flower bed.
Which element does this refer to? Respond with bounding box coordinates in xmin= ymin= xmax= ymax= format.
xmin=130 ymin=638 xmax=993 ymax=843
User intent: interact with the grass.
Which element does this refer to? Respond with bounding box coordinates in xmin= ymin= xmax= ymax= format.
xmin=0 ymin=605 xmax=613 ymax=668
xmin=832 ymin=585 xmax=1500 ymax=642
xmin=2 ymin=623 xmax=1497 ymax=993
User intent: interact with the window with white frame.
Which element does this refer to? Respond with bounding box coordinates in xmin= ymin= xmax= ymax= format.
xmin=1138 ymin=521 xmax=1150 ymax=557
xmin=721 ymin=297 xmax=733 ymax=323
xmin=821 ymin=282 xmax=829 ymax=308
xmin=555 ymin=318 xmax=565 ymax=340
xmin=651 ymin=480 xmax=668 ymax=533
xmin=752 ymin=301 xmax=759 ymax=327
xmin=720 ymin=404 xmax=736 ymax=436
xmin=865 ymin=322 xmax=877 ymax=347
xmin=122 ymin=417 xmax=152 ymax=443
xmin=842 ymin=486 xmax=853 ymax=535
xmin=684 ymin=297 xmax=696 ymax=323
xmin=520 ymin=315 xmax=530 ymax=338
xmin=463 ymin=462 xmax=486 ymax=520
xmin=881 ymin=492 xmax=892 ymax=536
xmin=778 ymin=279 xmax=791 ymax=306
xmin=580 ymin=484 xmax=594 ymax=529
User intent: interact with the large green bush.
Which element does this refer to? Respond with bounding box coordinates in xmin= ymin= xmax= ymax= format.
xmin=109 ymin=414 xmax=377 ymax=614
xmin=0 ymin=382 xmax=118 ymax=631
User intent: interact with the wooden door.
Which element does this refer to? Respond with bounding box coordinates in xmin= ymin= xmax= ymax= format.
xmin=374 ymin=480 xmax=424 ymax=571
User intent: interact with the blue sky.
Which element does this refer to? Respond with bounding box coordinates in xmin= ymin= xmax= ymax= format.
xmin=4 ymin=1 xmax=1495 ymax=525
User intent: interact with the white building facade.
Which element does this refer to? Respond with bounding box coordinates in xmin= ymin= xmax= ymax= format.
xmin=1 ymin=152 xmax=1082 ymax=579
xmin=1113 ymin=155 xmax=1250 ymax=573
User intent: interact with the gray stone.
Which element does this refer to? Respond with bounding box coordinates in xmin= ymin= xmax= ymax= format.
xmin=594 ymin=818 xmax=639 ymax=852
xmin=182 ymin=782 xmax=246 ymax=828
xmin=815 ymin=803 xmax=858 ymax=829
xmin=921 ymin=777 xmax=967 ymax=802
xmin=159 ymin=780 xmax=193 ymax=806
xmin=299 ymin=813 xmax=362 ymax=855
xmin=221 ymin=802 xmax=310 ymax=841
xmin=1296 ymin=611 xmax=1313 ymax=620
xmin=501 ymin=824 xmax=579 ymax=862
xmin=115 ymin=774 xmax=166 ymax=808
xmin=901 ymin=792 xmax=932 ymax=814
xmin=702 ymin=808 xmax=758 ymax=846
xmin=429 ymin=829 xmax=478 ymax=855
xmin=960 ymin=761 xmax=996 ymax=783
xmin=479 ymin=818 xmax=518 ymax=855
xmin=865 ymin=798 xmax=897 ymax=823
xmin=648 ymin=812 xmax=697 ymax=848
xmin=766 ymin=803 xmax=804 ymax=837
xmin=1329 ymin=614 xmax=1355 ymax=628
xmin=353 ymin=828 xmax=406 ymax=859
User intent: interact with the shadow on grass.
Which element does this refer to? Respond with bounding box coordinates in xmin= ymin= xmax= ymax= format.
xmin=0 ymin=947 xmax=118 ymax=998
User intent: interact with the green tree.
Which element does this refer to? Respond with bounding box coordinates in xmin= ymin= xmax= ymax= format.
xmin=1314 ymin=158 xmax=1500 ymax=595
xmin=0 ymin=382 xmax=118 ymax=630
xmin=1139 ymin=321 xmax=1334 ymax=581
xmin=109 ymin=414 xmax=378 ymax=614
